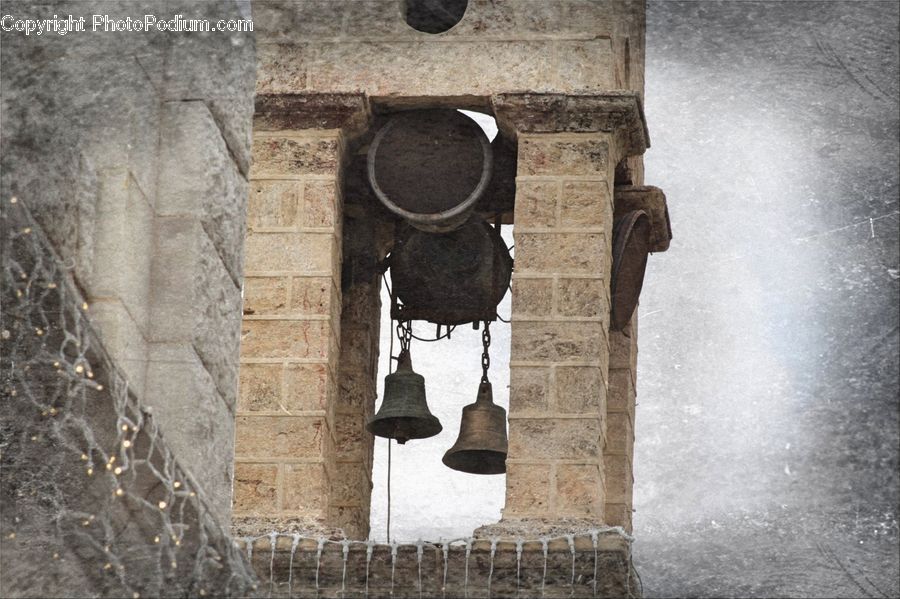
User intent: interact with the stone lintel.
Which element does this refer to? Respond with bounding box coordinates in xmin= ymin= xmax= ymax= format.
xmin=614 ymin=185 xmax=672 ymax=252
xmin=254 ymin=92 xmax=371 ymax=135
xmin=491 ymin=92 xmax=649 ymax=157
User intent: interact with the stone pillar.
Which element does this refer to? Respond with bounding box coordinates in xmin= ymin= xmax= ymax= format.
xmin=604 ymin=315 xmax=638 ymax=532
xmin=233 ymin=95 xmax=369 ymax=536
xmin=492 ymin=93 xmax=649 ymax=528
xmin=505 ymin=131 xmax=615 ymax=520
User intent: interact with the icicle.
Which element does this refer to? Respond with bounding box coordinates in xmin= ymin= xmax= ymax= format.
xmin=540 ymin=537 xmax=550 ymax=598
xmin=416 ymin=539 xmax=425 ymax=599
xmin=390 ymin=541 xmax=399 ymax=597
xmin=288 ymin=534 xmax=300 ymax=599
xmin=463 ymin=538 xmax=473 ymax=599
xmin=441 ymin=541 xmax=450 ymax=599
xmin=365 ymin=540 xmax=375 ymax=598
xmin=246 ymin=536 xmax=255 ymax=562
xmin=341 ymin=540 xmax=351 ymax=598
xmin=488 ymin=538 xmax=499 ymax=598
xmin=566 ymin=535 xmax=576 ymax=596
xmin=515 ymin=539 xmax=524 ymax=599
xmin=269 ymin=532 xmax=278 ymax=598
xmin=590 ymin=530 xmax=599 ymax=598
xmin=315 ymin=537 xmax=326 ymax=597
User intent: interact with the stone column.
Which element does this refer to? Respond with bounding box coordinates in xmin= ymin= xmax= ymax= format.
xmin=233 ymin=95 xmax=369 ymax=536
xmin=492 ymin=93 xmax=649 ymax=527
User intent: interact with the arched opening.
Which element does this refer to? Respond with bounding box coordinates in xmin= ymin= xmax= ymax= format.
xmin=404 ymin=0 xmax=468 ymax=34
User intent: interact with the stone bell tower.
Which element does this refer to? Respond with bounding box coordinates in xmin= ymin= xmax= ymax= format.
xmin=235 ymin=2 xmax=670 ymax=589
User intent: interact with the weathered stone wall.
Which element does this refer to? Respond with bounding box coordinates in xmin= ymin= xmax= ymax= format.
xmin=0 ymin=0 xmax=256 ymax=525
xmin=254 ymin=0 xmax=645 ymax=99
xmin=505 ymin=132 xmax=617 ymax=521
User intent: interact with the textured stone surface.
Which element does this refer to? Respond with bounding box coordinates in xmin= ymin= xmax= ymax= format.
xmin=509 ymin=366 xmax=550 ymax=412
xmin=505 ymin=463 xmax=552 ymax=516
xmin=556 ymin=277 xmax=608 ymax=318
xmin=241 ymin=319 xmax=332 ymax=360
xmin=235 ymin=416 xmax=328 ymax=459
xmin=613 ymin=184 xmax=672 ymax=252
xmin=150 ymin=218 xmax=243 ymax=408
xmin=556 ymin=366 xmax=605 ymax=414
xmin=244 ymin=232 xmax=335 ymax=274
xmin=556 ymin=463 xmax=605 ymax=517
xmin=508 ymin=418 xmax=602 ymax=460
xmin=283 ymin=463 xmax=328 ymax=512
xmin=233 ymin=463 xmax=279 ymax=514
xmin=511 ymin=321 xmax=606 ymax=363
xmin=157 ymin=101 xmax=247 ymax=285
xmin=514 ymin=232 xmax=606 ymax=275
xmin=511 ymin=277 xmax=553 ymax=317
xmin=560 ymin=180 xmax=613 ymax=228
xmin=252 ymin=136 xmax=340 ymax=177
xmin=249 ymin=180 xmax=302 ymax=228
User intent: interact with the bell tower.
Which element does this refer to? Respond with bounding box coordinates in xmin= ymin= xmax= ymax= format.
xmin=235 ymin=1 xmax=671 ymax=593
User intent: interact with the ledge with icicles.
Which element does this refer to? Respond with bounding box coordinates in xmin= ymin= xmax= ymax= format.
xmin=235 ymin=528 xmax=640 ymax=598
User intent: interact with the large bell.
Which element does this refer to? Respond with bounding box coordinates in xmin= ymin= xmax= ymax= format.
xmin=367 ymin=350 xmax=442 ymax=444
xmin=442 ymin=381 xmax=508 ymax=474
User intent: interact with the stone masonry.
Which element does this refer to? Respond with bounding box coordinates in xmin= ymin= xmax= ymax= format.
xmin=240 ymin=0 xmax=655 ymax=546
xmin=0 ymin=0 xmax=256 ymax=526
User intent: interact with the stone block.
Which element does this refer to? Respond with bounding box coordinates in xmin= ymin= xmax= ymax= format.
xmin=90 ymin=170 xmax=154 ymax=334
xmin=233 ymin=463 xmax=279 ymax=514
xmin=87 ymin=299 xmax=148 ymax=398
xmin=604 ymin=454 xmax=633 ymax=504
xmin=608 ymin=327 xmax=637 ymax=370
xmin=253 ymin=1 xmax=346 ymax=42
xmin=605 ymin=412 xmax=634 ymax=457
xmin=514 ymin=232 xmax=606 ymax=275
xmin=150 ymin=218 xmax=242 ymax=408
xmin=338 ymin=370 xmax=377 ymax=413
xmin=607 ymin=368 xmax=635 ymax=417
xmin=508 ymin=418 xmax=601 ymax=460
xmin=504 ymin=463 xmax=551 ymax=517
xmin=244 ymin=231 xmax=335 ymax=274
xmin=248 ymin=180 xmax=301 ymax=228
xmin=157 ymin=101 xmax=247 ymax=284
xmin=509 ymin=366 xmax=550 ymax=412
xmin=559 ymin=180 xmax=612 ymax=228
xmin=330 ymin=462 xmax=370 ymax=505
xmin=517 ymin=137 xmax=609 ymax=177
xmin=334 ymin=414 xmax=371 ymax=463
xmin=555 ymin=366 xmax=604 ymax=414
xmin=302 ymin=179 xmax=338 ymax=228
xmin=515 ymin=180 xmax=558 ymax=228
xmin=328 ymin=506 xmax=369 ymax=541
xmin=293 ymin=41 xmax=555 ymax=97
xmin=144 ymin=342 xmax=234 ymax=523
xmin=234 ymin=416 xmax=327 ymax=458
xmin=555 ymin=464 xmax=604 ymax=517
xmin=243 ymin=277 xmax=290 ymax=315
xmin=238 ymin=363 xmax=283 ymax=412
xmin=255 ymin=43 xmax=310 ymax=95
xmin=251 ymin=136 xmax=340 ymax=178
xmin=556 ymin=277 xmax=608 ymax=318
xmin=283 ymin=463 xmax=328 ymax=513
xmin=291 ymin=277 xmax=335 ymax=314
xmin=604 ymin=503 xmax=633 ymax=533
xmin=556 ymin=39 xmax=615 ymax=91
xmin=511 ymin=277 xmax=553 ymax=318
xmin=283 ymin=363 xmax=330 ymax=412
xmin=511 ymin=321 xmax=605 ymax=363
xmin=240 ymin=319 xmax=332 ymax=360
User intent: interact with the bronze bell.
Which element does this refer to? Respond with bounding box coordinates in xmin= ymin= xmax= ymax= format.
xmin=367 ymin=350 xmax=442 ymax=444
xmin=442 ymin=381 xmax=508 ymax=474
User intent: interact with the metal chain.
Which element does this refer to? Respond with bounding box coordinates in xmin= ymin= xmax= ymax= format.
xmin=481 ymin=321 xmax=491 ymax=383
xmin=396 ymin=320 xmax=412 ymax=352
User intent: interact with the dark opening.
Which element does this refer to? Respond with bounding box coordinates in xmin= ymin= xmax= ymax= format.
xmin=405 ymin=0 xmax=468 ymax=34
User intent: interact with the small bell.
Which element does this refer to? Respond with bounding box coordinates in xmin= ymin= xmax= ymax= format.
xmin=367 ymin=349 xmax=442 ymax=444
xmin=442 ymin=381 xmax=508 ymax=474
